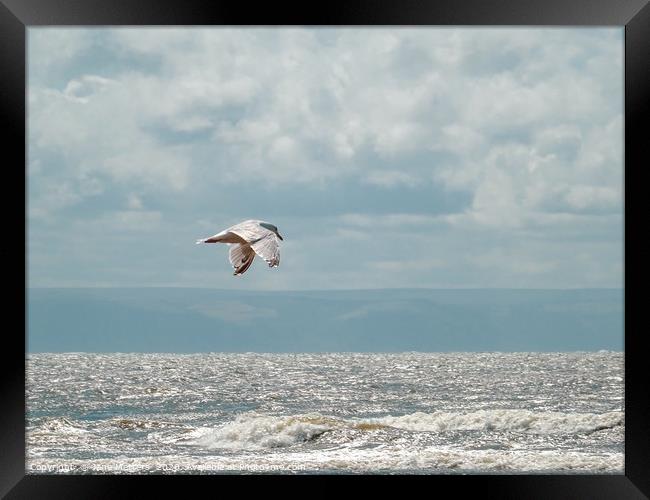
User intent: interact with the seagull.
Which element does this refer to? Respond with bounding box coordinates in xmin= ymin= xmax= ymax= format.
xmin=196 ymin=220 xmax=283 ymax=276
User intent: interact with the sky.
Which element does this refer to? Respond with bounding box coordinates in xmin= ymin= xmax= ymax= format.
xmin=27 ymin=27 xmax=624 ymax=291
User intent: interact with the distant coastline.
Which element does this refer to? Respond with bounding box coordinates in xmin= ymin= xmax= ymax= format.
xmin=27 ymin=288 xmax=623 ymax=353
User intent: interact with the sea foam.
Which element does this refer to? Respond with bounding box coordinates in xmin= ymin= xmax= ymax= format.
xmin=187 ymin=413 xmax=337 ymax=450
xmin=371 ymin=409 xmax=623 ymax=435
xmin=185 ymin=409 xmax=622 ymax=450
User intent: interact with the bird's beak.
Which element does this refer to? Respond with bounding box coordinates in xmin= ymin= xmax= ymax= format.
xmin=277 ymin=232 xmax=284 ymax=241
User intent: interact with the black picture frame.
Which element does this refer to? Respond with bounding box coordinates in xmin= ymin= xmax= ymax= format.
xmin=4 ymin=0 xmax=647 ymax=497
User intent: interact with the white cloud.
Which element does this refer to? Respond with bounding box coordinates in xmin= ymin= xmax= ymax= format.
xmin=215 ymin=119 xmax=280 ymax=144
xmin=30 ymin=73 xmax=192 ymax=200
xmin=469 ymin=249 xmax=557 ymax=275
xmin=63 ymin=75 xmax=119 ymax=102
xmin=363 ymin=170 xmax=420 ymax=188
xmin=28 ymin=28 xmax=95 ymax=81
xmin=30 ymin=28 xmax=623 ymax=196
xmin=103 ymin=147 xmax=190 ymax=191
xmin=565 ymin=186 xmax=620 ymax=211
xmin=103 ymin=210 xmax=163 ymax=231
xmin=171 ymin=116 xmax=214 ymax=133
xmin=27 ymin=27 xmax=623 ymax=289
xmin=28 ymin=182 xmax=83 ymax=219
xmin=126 ymin=194 xmax=143 ymax=210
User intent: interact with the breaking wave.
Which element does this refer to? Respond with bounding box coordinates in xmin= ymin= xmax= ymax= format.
xmin=186 ymin=414 xmax=341 ymax=449
xmin=186 ymin=409 xmax=622 ymax=450
xmin=372 ymin=409 xmax=623 ymax=435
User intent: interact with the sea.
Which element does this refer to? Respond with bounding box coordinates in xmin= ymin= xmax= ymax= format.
xmin=26 ymin=352 xmax=624 ymax=475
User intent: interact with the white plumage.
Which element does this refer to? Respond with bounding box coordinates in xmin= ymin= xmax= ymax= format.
xmin=196 ymin=219 xmax=283 ymax=276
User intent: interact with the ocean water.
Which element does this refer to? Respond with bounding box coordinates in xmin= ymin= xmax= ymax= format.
xmin=26 ymin=352 xmax=624 ymax=475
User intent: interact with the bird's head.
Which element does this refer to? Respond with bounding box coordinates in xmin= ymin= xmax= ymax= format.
xmin=260 ymin=222 xmax=283 ymax=241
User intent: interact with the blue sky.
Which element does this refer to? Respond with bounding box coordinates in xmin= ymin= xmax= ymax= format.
xmin=27 ymin=28 xmax=623 ymax=291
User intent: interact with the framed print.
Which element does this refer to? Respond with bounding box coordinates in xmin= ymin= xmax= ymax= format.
xmin=3 ymin=0 xmax=648 ymax=497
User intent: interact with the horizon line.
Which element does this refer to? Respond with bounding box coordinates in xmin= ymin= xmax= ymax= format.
xmin=26 ymin=285 xmax=625 ymax=292
xmin=27 ymin=350 xmax=624 ymax=354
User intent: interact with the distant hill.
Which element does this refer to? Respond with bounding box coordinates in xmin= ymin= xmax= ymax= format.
xmin=27 ymin=288 xmax=623 ymax=352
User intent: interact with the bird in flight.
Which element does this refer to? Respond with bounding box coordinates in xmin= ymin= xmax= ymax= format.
xmin=196 ymin=220 xmax=283 ymax=276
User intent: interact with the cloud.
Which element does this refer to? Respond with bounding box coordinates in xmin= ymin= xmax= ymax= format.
xmin=103 ymin=147 xmax=190 ymax=191
xmin=28 ymin=29 xmax=98 ymax=86
xmin=103 ymin=210 xmax=163 ymax=232
xmin=63 ymin=75 xmax=119 ymax=102
xmin=27 ymin=27 xmax=623 ymax=289
xmin=468 ymin=249 xmax=558 ymax=276
xmin=29 ymin=28 xmax=622 ymax=195
xmin=126 ymin=194 xmax=143 ymax=210
xmin=363 ymin=170 xmax=420 ymax=188
xmin=564 ymin=186 xmax=620 ymax=212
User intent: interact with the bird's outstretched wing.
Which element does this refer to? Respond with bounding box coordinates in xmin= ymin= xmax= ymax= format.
xmin=196 ymin=231 xmax=246 ymax=244
xmin=250 ymin=233 xmax=281 ymax=267
xmin=229 ymin=244 xmax=256 ymax=276
xmin=227 ymin=220 xmax=273 ymax=243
